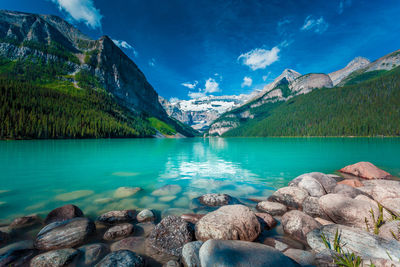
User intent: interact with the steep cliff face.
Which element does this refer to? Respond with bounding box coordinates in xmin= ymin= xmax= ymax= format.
xmin=329 ymin=57 xmax=370 ymax=86
xmin=365 ymin=49 xmax=400 ymax=71
xmin=289 ymin=73 xmax=333 ymax=94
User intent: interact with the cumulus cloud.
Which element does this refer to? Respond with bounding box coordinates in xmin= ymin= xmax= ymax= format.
xmin=187 ymin=78 xmax=220 ymax=99
xmin=181 ymin=81 xmax=198 ymax=89
xmin=238 ymin=47 xmax=280 ymax=71
xmin=338 ymin=0 xmax=352 ymax=14
xmin=148 ymin=58 xmax=156 ymax=67
xmin=188 ymin=92 xmax=206 ymax=99
xmin=50 ymin=0 xmax=102 ymax=29
xmin=241 ymin=77 xmax=253 ymax=87
xmin=301 ymin=16 xmax=329 ymax=34
xmin=204 ymin=78 xmax=220 ymax=93
xmin=112 ymin=39 xmax=138 ymax=57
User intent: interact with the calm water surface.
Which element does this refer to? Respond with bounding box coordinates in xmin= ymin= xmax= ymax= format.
xmin=0 ymin=137 xmax=399 ymax=220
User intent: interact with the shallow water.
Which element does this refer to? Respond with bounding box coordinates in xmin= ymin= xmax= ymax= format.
xmin=0 ymin=137 xmax=399 ymax=221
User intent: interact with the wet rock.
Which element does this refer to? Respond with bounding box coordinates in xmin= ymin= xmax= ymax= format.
xmin=289 ymin=172 xmax=337 ymax=193
xmin=30 ymin=248 xmax=79 ymax=267
xmin=110 ymin=236 xmax=146 ymax=254
xmin=78 ymin=243 xmax=109 ymax=266
xmin=162 ymin=208 xmax=192 ymax=218
xmin=180 ymin=214 xmax=205 ymax=224
xmin=318 ymin=194 xmax=378 ymax=230
xmin=307 ymin=224 xmax=400 ymax=261
xmin=378 ymin=220 xmax=400 ymax=241
xmin=197 ymin=193 xmax=238 ymax=207
xmin=268 ymin=186 xmax=309 ymax=209
xmin=261 ymin=236 xmax=306 ymax=251
xmin=45 ymin=204 xmax=84 ymax=224
xmin=195 ymin=205 xmax=260 ymax=242
xmin=136 ymin=209 xmax=155 ymax=223
xmin=159 ymin=196 xmax=177 ymax=202
xmin=281 ymin=210 xmax=321 ymax=243
xmin=34 ymin=217 xmax=96 ymax=251
xmin=333 ymin=184 xmax=366 ymax=198
xmin=181 ymin=241 xmax=202 ymax=267
xmin=283 ymin=248 xmax=315 ymax=266
xmin=199 ymin=240 xmax=299 ymax=267
xmin=152 ymin=185 xmax=182 ymax=196
xmin=114 ymin=187 xmax=141 ymax=199
xmin=339 ymin=162 xmax=391 ymax=179
xmin=262 ymin=237 xmax=290 ymax=252
xmin=338 ymin=179 xmax=363 ymax=188
xmin=94 ymin=198 xmax=113 ymax=204
xmin=135 ymin=222 xmax=155 ymax=237
xmin=0 ymin=240 xmax=36 ymax=266
xmin=302 ymin=196 xmax=329 ymax=220
xmin=0 ymin=230 xmax=9 ymax=246
xmin=95 ymin=250 xmax=145 ymax=267
xmin=103 ymin=223 xmax=134 ymax=241
xmin=55 ymin=190 xmax=94 ymax=201
xmin=256 ymin=201 xmax=287 ymax=216
xmin=148 ymin=216 xmax=195 ymax=257
xmin=10 ymin=214 xmax=42 ymax=229
xmin=255 ymin=212 xmax=277 ymax=229
xmin=164 ymin=260 xmax=181 ymax=267
xmin=97 ymin=210 xmax=136 ymax=225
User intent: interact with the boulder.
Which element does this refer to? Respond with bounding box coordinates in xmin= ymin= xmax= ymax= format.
xmin=199 ymin=240 xmax=299 ymax=267
xmin=103 ymin=223 xmax=134 ymax=241
xmin=181 ymin=241 xmax=202 ymax=267
xmin=354 ymin=195 xmax=393 ymax=222
xmin=197 ymin=193 xmax=238 ymax=207
xmin=95 ymin=250 xmax=145 ymax=267
xmin=338 ymin=179 xmax=363 ymax=188
xmin=283 ymin=248 xmax=315 ymax=266
xmin=256 ymin=201 xmax=287 ymax=216
xmin=302 ymin=196 xmax=329 ymax=220
xmin=34 ymin=217 xmax=95 ymax=251
xmin=378 ymin=220 xmax=400 ymax=241
xmin=255 ymin=213 xmax=277 ymax=229
xmin=152 ymin=185 xmax=182 ymax=196
xmin=30 ymin=248 xmax=79 ymax=267
xmin=0 ymin=230 xmax=9 ymax=246
xmin=10 ymin=214 xmax=42 ymax=229
xmin=97 ymin=210 xmax=135 ymax=225
xmin=297 ymin=176 xmax=326 ymax=197
xmin=314 ymin=217 xmax=334 ymax=226
xmin=114 ymin=187 xmax=141 ymax=199
xmin=333 ymin=184 xmax=366 ymax=198
xmin=136 ymin=209 xmax=155 ymax=223
xmin=339 ymin=162 xmax=391 ymax=179
xmin=289 ymin=172 xmax=337 ymax=193
xmin=281 ymin=210 xmax=321 ymax=243
xmin=261 ymin=236 xmax=306 ymax=251
xmin=268 ymin=187 xmax=309 ymax=209
xmin=148 ymin=216 xmax=195 ymax=257
xmin=55 ymin=190 xmax=94 ymax=201
xmin=78 ymin=243 xmax=109 ymax=266
xmin=195 ymin=205 xmax=260 ymax=242
xmin=318 ymin=194 xmax=379 ymax=230
xmin=110 ymin=236 xmax=146 ymax=254
xmin=0 ymin=240 xmax=36 ymax=266
xmin=371 ymin=182 xmax=400 ymax=216
xmin=180 ymin=214 xmax=205 ymax=224
xmin=307 ymin=224 xmax=400 ymax=262
xmin=135 ymin=222 xmax=156 ymax=237
xmin=262 ymin=238 xmax=289 ymax=252
xmin=44 ymin=204 xmax=84 ymax=224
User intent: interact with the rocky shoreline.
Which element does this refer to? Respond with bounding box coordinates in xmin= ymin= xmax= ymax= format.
xmin=1 ymin=162 xmax=400 ymax=266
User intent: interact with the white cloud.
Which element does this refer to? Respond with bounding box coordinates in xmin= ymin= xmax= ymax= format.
xmin=50 ymin=0 xmax=102 ymax=29
xmin=188 ymin=92 xmax=206 ymax=99
xmin=338 ymin=0 xmax=352 ymax=14
xmin=301 ymin=16 xmax=329 ymax=34
xmin=204 ymin=78 xmax=220 ymax=93
xmin=112 ymin=39 xmax=138 ymax=57
xmin=238 ymin=47 xmax=280 ymax=70
xmin=181 ymin=81 xmax=198 ymax=89
xmin=241 ymin=77 xmax=252 ymax=87
xmin=148 ymin=58 xmax=156 ymax=67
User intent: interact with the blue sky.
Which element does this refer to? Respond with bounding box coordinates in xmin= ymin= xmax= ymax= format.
xmin=2 ymin=0 xmax=400 ymax=100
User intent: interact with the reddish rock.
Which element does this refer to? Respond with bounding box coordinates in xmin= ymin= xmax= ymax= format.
xmin=338 ymin=179 xmax=363 ymax=188
xmin=255 ymin=213 xmax=277 ymax=229
xmin=180 ymin=214 xmax=205 ymax=224
xmin=339 ymin=162 xmax=391 ymax=180
xmin=45 ymin=204 xmax=84 ymax=224
xmin=103 ymin=223 xmax=134 ymax=241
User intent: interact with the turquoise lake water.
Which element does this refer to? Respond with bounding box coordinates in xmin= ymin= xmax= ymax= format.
xmin=0 ymin=137 xmax=399 ymax=221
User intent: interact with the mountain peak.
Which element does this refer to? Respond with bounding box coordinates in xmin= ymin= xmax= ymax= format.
xmin=329 ymin=56 xmax=371 ymax=86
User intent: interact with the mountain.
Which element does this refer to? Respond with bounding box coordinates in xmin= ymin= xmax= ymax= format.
xmin=209 ymin=49 xmax=400 ymax=137
xmin=0 ymin=9 xmax=197 ymax=138
xmin=159 ymin=94 xmax=255 ymax=132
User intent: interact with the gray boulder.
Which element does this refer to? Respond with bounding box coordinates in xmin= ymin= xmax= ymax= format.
xmin=268 ymin=187 xmax=309 ymax=209
xmin=297 ymin=176 xmax=326 ymax=197
xmin=97 ymin=210 xmax=136 ymax=225
xmin=78 ymin=243 xmax=109 ymax=266
xmin=136 ymin=209 xmax=155 ymax=223
xmin=95 ymin=250 xmax=145 ymax=267
xmin=283 ymin=248 xmax=315 ymax=266
xmin=199 ymin=240 xmax=299 ymax=267
xmin=256 ymin=201 xmax=287 ymax=216
xmin=302 ymin=196 xmax=329 ymax=219
xmin=333 ymin=184 xmax=366 ymax=198
xmin=30 ymin=248 xmax=79 ymax=267
xmin=181 ymin=241 xmax=202 ymax=267
xmin=0 ymin=240 xmax=36 ymax=266
xmin=371 ymin=181 xmax=400 ymax=216
xmin=289 ymin=172 xmax=337 ymax=193
xmin=378 ymin=220 xmax=400 ymax=241
xmin=197 ymin=193 xmax=238 ymax=207
xmin=281 ymin=210 xmax=321 ymax=243
xmin=103 ymin=223 xmax=134 ymax=241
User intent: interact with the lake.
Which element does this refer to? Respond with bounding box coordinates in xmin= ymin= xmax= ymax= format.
xmin=0 ymin=137 xmax=399 ymax=221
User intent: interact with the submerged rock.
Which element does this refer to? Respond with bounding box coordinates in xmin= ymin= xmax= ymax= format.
xmin=97 ymin=210 xmax=136 ymax=225
xmin=268 ymin=186 xmax=309 ymax=209
xmin=151 ymin=185 xmax=182 ymax=196
xmin=55 ymin=190 xmax=94 ymax=201
xmin=281 ymin=210 xmax=321 ymax=243
xmin=197 ymin=193 xmax=238 ymax=207
xmin=199 ymin=240 xmax=299 ymax=267
xmin=103 ymin=223 xmax=134 ymax=241
xmin=34 ymin=217 xmax=95 ymax=251
xmin=30 ymin=248 xmax=79 ymax=267
xmin=95 ymin=250 xmax=145 ymax=267
xmin=256 ymin=201 xmax=287 ymax=216
xmin=10 ymin=214 xmax=42 ymax=229
xmin=45 ymin=204 xmax=84 ymax=224
xmin=0 ymin=230 xmax=10 ymax=246
xmin=255 ymin=212 xmax=277 ymax=229
xmin=78 ymin=243 xmax=109 ymax=266
xmin=136 ymin=209 xmax=155 ymax=223
xmin=181 ymin=241 xmax=202 ymax=267
xmin=0 ymin=240 xmax=36 ymax=266
xmin=339 ymin=162 xmax=391 ymax=180
xmin=180 ymin=214 xmax=205 ymax=224
xmin=114 ymin=187 xmax=141 ymax=199
xmin=148 ymin=216 xmax=195 ymax=257
xmin=195 ymin=205 xmax=260 ymax=242
xmin=110 ymin=236 xmax=146 ymax=254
